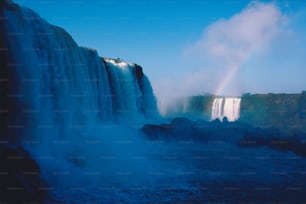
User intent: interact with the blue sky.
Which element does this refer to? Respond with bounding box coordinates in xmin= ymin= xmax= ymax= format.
xmin=14 ymin=0 xmax=306 ymax=102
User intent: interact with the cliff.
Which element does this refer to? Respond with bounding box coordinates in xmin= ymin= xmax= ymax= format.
xmin=163 ymin=92 xmax=306 ymax=131
xmin=239 ymin=92 xmax=306 ymax=131
xmin=163 ymin=95 xmax=214 ymax=120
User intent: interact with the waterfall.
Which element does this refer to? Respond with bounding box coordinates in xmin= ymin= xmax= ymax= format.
xmin=104 ymin=58 xmax=142 ymax=118
xmin=0 ymin=1 xmax=158 ymax=143
xmin=211 ymin=97 xmax=241 ymax=122
xmin=0 ymin=2 xmax=160 ymax=196
xmin=211 ymin=98 xmax=224 ymax=121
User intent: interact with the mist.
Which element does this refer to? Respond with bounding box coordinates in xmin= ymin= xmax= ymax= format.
xmin=153 ymin=1 xmax=296 ymax=113
xmin=25 ymin=123 xmax=181 ymax=202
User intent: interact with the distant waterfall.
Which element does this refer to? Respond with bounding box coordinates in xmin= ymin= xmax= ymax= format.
xmin=211 ymin=98 xmax=224 ymax=120
xmin=211 ymin=97 xmax=241 ymax=122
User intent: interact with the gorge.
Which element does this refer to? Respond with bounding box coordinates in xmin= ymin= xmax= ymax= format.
xmin=1 ymin=0 xmax=306 ymax=203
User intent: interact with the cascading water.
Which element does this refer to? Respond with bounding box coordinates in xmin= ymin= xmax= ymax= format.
xmin=211 ymin=97 xmax=241 ymax=122
xmin=103 ymin=58 xmax=157 ymax=120
xmin=0 ymin=1 xmax=160 ymax=200
xmin=211 ymin=98 xmax=224 ymax=120
xmin=0 ymin=1 xmax=158 ymax=139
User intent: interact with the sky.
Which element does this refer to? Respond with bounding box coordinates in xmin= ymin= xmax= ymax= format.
xmin=13 ymin=0 xmax=306 ymax=104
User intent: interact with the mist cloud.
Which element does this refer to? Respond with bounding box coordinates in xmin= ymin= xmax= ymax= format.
xmin=188 ymin=1 xmax=286 ymax=94
xmin=200 ymin=2 xmax=284 ymax=61
xmin=155 ymin=1 xmax=287 ymax=113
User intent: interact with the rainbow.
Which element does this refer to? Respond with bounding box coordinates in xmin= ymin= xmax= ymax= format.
xmin=214 ymin=64 xmax=240 ymax=96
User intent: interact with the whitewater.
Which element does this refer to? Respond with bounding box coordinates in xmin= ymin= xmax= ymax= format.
xmin=211 ymin=97 xmax=241 ymax=121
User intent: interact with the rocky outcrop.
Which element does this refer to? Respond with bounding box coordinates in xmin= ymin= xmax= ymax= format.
xmin=0 ymin=145 xmax=49 ymax=203
xmin=141 ymin=118 xmax=306 ymax=157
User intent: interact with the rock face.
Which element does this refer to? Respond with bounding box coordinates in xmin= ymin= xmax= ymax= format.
xmin=239 ymin=93 xmax=306 ymax=131
xmin=163 ymin=95 xmax=214 ymax=120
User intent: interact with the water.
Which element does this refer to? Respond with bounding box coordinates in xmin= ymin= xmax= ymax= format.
xmin=3 ymin=1 xmax=305 ymax=203
xmin=211 ymin=97 xmax=241 ymax=121
xmin=1 ymin=2 xmax=160 ymax=201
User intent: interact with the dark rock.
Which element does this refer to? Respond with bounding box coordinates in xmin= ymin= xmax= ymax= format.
xmin=142 ymin=117 xmax=306 ymax=158
xmin=0 ymin=145 xmax=50 ymax=203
